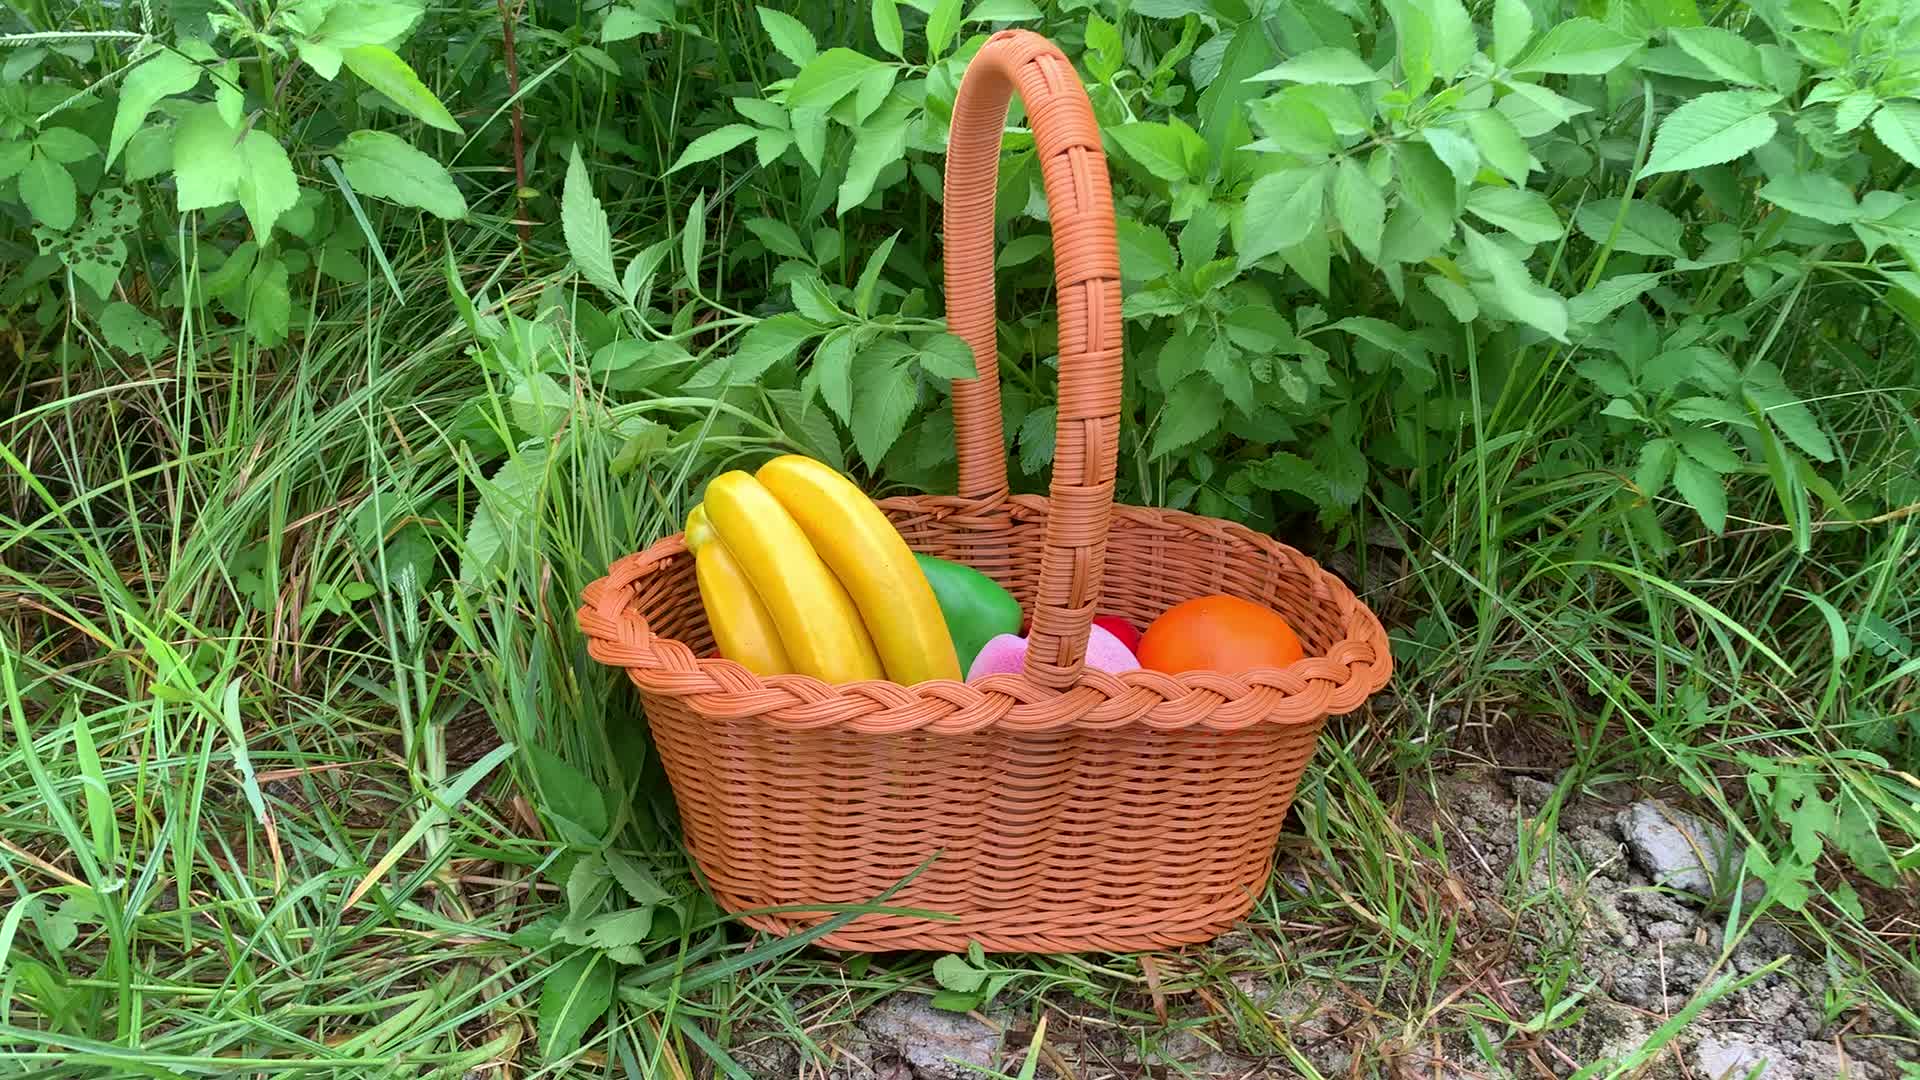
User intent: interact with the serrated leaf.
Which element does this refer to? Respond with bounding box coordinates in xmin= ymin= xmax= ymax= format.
xmin=731 ymin=314 xmax=821 ymax=383
xmin=746 ymin=217 xmax=810 ymax=261
xmin=108 ymin=51 xmax=202 ymax=165
xmin=1151 ymin=376 xmax=1223 ymax=458
xmin=1669 ymin=25 xmax=1767 ymax=87
xmin=337 ymin=130 xmax=466 ymax=219
xmin=563 ymin=146 xmax=621 ymax=298
xmin=916 ymin=333 xmax=977 ymax=379
xmin=1757 ymin=171 xmax=1858 ymax=224
xmin=1641 ymin=91 xmax=1780 ymax=176
xmin=1871 ymin=102 xmax=1920 ymax=170
xmin=1463 ymin=186 xmax=1563 ymax=244
xmin=1248 ymin=47 xmax=1379 ymax=85
xmin=1636 ymin=437 xmax=1676 ymax=494
xmin=1463 ymin=226 xmax=1567 ymax=340
xmin=851 ymin=351 xmax=917 ymax=467
xmin=1670 ymin=395 xmax=1755 ymax=427
xmin=34 ymin=127 xmax=94 ymax=164
xmin=964 ymin=0 xmax=1042 ymax=19
xmin=1493 ymin=0 xmax=1532 ymax=66
xmin=100 ymin=301 xmax=167 ymax=356
xmin=245 ymin=257 xmax=290 ymax=345
xmin=1112 ymin=121 xmax=1196 ymax=183
xmin=538 ymin=952 xmax=612 ymax=1059
xmin=1018 ymin=404 xmax=1055 ymax=475
xmin=1464 ymin=109 xmax=1533 ymax=184
xmin=791 ymin=106 xmax=827 ymax=174
xmin=872 ymin=0 xmax=904 ymax=56
xmin=459 ymin=447 xmax=549 ymax=584
xmin=235 ymin=132 xmax=299 ymax=239
xmin=757 ymin=6 xmax=817 ymax=66
xmin=1574 ymin=197 xmax=1686 ymax=258
xmin=812 ymin=330 xmax=857 ymax=420
xmin=1745 ymin=361 xmax=1834 ymax=462
xmin=1512 ymin=17 xmax=1642 ymax=75
xmin=579 ymin=907 xmax=653 ymax=948
xmin=669 ymin=124 xmax=757 ymax=173
xmin=1239 ymin=165 xmax=1328 ymax=266
xmin=1671 ymin=454 xmax=1727 ymax=532
xmin=1676 ymin=426 xmax=1742 ymax=473
xmin=855 ymin=232 xmax=898 ymax=316
xmin=1498 ymin=82 xmax=1592 ymax=137
xmin=342 ymin=45 xmax=461 ymax=134
xmin=1333 ymin=158 xmax=1384 ymax=264
xmin=837 ymin=112 xmax=908 ymax=213
xmin=790 ymin=48 xmax=884 ymax=111
xmin=1568 ymin=273 xmax=1662 ymax=324
xmin=927 ymin=0 xmax=962 ymax=57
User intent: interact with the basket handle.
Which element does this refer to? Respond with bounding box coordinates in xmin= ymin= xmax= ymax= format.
xmin=945 ymin=30 xmax=1122 ymax=690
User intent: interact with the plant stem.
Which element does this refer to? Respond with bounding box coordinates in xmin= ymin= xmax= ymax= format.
xmin=499 ymin=0 xmax=531 ymax=247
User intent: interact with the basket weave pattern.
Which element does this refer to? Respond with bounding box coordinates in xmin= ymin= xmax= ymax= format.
xmin=577 ymin=30 xmax=1392 ymax=953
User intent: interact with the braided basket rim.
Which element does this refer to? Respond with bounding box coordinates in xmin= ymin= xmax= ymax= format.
xmin=576 ymin=493 xmax=1393 ymax=736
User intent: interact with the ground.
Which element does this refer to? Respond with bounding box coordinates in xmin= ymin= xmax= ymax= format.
xmin=712 ymin=758 xmax=1916 ymax=1079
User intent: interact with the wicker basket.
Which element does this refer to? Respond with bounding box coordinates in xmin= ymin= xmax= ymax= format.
xmin=577 ymin=29 xmax=1392 ymax=954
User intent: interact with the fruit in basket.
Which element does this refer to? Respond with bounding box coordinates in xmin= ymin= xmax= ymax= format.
xmin=1092 ymin=615 xmax=1141 ymax=655
xmin=683 ymin=506 xmax=792 ymax=676
xmin=912 ymin=553 xmax=1022 ymax=673
xmin=966 ymin=623 xmax=1140 ymax=681
xmin=1137 ymin=594 xmax=1303 ymax=675
xmin=755 ymin=455 xmax=961 ymax=685
xmin=698 ymin=471 xmax=886 ymax=683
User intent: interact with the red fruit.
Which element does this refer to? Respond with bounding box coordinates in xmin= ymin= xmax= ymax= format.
xmin=1092 ymin=615 xmax=1141 ymax=654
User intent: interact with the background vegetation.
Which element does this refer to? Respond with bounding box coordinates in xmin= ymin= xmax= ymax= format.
xmin=2 ymin=0 xmax=1916 ymax=1073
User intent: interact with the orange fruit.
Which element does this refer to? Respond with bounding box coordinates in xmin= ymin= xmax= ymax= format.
xmin=1137 ymin=594 xmax=1304 ymax=675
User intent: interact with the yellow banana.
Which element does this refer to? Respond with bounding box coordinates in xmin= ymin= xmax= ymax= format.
xmin=684 ymin=504 xmax=791 ymax=676
xmin=700 ymin=471 xmax=885 ymax=683
xmin=755 ymin=455 xmax=961 ymax=685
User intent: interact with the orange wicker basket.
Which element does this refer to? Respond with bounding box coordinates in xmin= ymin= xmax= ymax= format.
xmin=577 ymin=29 xmax=1392 ymax=954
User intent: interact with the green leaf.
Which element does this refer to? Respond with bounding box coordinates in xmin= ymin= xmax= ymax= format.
xmin=538 ymin=952 xmax=613 ymax=1059
xmin=1574 ymin=198 xmax=1686 ymax=258
xmin=812 ymin=330 xmax=856 ymax=420
xmin=1151 ymin=376 xmax=1223 ymax=458
xmin=1671 ymin=454 xmax=1727 ymax=532
xmin=1225 ymin=307 xmax=1299 ymax=353
xmin=229 ymin=131 xmax=299 ymax=239
xmin=1493 ymin=0 xmax=1532 ymax=66
xmin=669 ymin=124 xmax=758 ymax=173
xmin=101 ymin=301 xmax=167 ymax=357
xmin=791 ymin=106 xmax=827 ymax=173
xmin=683 ymin=186 xmax=706 ymax=280
xmin=510 ymin=373 xmax=571 ymax=437
xmin=933 ymin=954 xmax=987 ymax=992
xmin=605 ymin=851 xmax=670 ymax=906
xmin=108 ymin=51 xmax=202 ymax=166
xmin=1248 ymin=47 xmax=1380 ymax=85
xmin=601 ymin=5 xmax=663 ymax=42
xmin=1744 ymin=361 xmax=1834 ymax=462
xmin=1463 ymin=186 xmax=1562 ymax=244
xmin=872 ymin=0 xmax=903 ymax=57
xmin=964 ymin=0 xmax=1041 ymax=19
xmin=1248 ymin=91 xmax=1338 ymax=156
xmin=851 ymin=351 xmax=917 ymax=467
xmin=1117 ymin=219 xmax=1177 ymax=283
xmin=916 ymin=333 xmax=977 ymax=379
xmin=341 ymin=45 xmax=461 ymax=134
xmin=1422 ymin=126 xmax=1479 ymax=188
xmin=1756 ymin=171 xmax=1858 ymax=224
xmin=18 ymin=157 xmax=75 ymax=230
xmin=525 ymin=742 xmax=608 ymax=844
xmin=1870 ymin=102 xmax=1920 ymax=170
xmin=1464 ymin=110 xmax=1533 ymax=184
xmin=837 ymin=112 xmax=908 ymax=213
xmin=245 ymin=257 xmax=291 ymax=345
xmin=1333 ymin=158 xmax=1384 ymax=264
xmin=337 ymin=130 xmax=465 ymax=219
xmin=927 ymin=0 xmax=962 ymax=58
xmin=459 ymin=448 xmax=549 ymax=584
xmin=1636 ymin=437 xmax=1675 ymax=494
xmin=1018 ymin=404 xmax=1056 ymax=475
xmin=124 ymin=126 xmax=173 ymax=181
xmin=758 ymin=6 xmax=817 ymax=66
xmin=1676 ymin=426 xmax=1742 ymax=473
xmin=0 ymin=142 xmax=29 ymax=181
xmin=1424 ymin=274 xmax=1478 ymax=321
xmin=1669 ymin=25 xmax=1767 ymax=87
xmin=1568 ymin=273 xmax=1662 ymax=324
xmin=1462 ymin=226 xmax=1567 ymax=340
xmin=34 ymin=128 xmax=95 ymax=164
xmin=855 ymin=232 xmax=899 ymax=316
xmin=1498 ymin=82 xmax=1592 ymax=137
xmin=1238 ymin=165 xmax=1328 ymax=267
xmin=564 ymin=146 xmax=622 ymax=299
xmin=733 ymin=314 xmax=821 ymax=382
xmin=1512 ymin=18 xmax=1641 ymax=75
xmin=297 ymin=0 xmax=426 ymax=77
xmin=1112 ymin=121 xmax=1198 ymax=183
xmin=1384 ymin=0 xmax=1474 ymax=91
xmin=1641 ymin=91 xmax=1780 ymax=176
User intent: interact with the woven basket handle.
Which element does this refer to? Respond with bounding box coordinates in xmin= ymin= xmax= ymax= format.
xmin=945 ymin=30 xmax=1122 ymax=690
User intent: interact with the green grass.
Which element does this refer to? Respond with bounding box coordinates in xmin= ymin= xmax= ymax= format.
xmin=7 ymin=0 xmax=1920 ymax=1075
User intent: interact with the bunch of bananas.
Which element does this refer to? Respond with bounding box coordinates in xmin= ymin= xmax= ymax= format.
xmin=681 ymin=455 xmax=962 ymax=685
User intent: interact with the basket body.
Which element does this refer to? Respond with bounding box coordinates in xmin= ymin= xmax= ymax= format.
xmin=582 ymin=495 xmax=1386 ymax=953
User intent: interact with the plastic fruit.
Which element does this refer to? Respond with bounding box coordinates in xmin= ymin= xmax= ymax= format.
xmin=966 ymin=623 xmax=1140 ymax=681
xmin=913 ymin=553 xmax=1023 ymax=674
xmin=1092 ymin=615 xmax=1140 ymax=655
xmin=684 ymin=505 xmax=791 ymax=676
xmin=1137 ymin=594 xmax=1304 ymax=675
